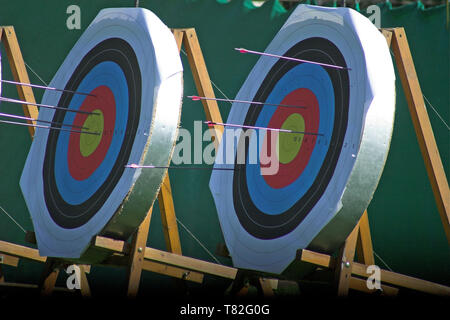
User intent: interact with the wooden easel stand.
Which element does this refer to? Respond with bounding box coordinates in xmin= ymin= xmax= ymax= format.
xmin=0 ymin=26 xmax=448 ymax=297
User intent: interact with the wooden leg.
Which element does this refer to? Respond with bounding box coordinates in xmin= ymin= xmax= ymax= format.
xmin=158 ymin=174 xmax=182 ymax=255
xmin=258 ymin=278 xmax=276 ymax=297
xmin=1 ymin=26 xmax=39 ymax=138
xmin=354 ymin=211 xmax=400 ymax=295
xmin=126 ymin=206 xmax=153 ymax=297
xmin=39 ymin=259 xmax=59 ymax=296
xmin=391 ymin=28 xmax=450 ymax=244
xmin=236 ymin=286 xmax=249 ymax=296
xmin=182 ymin=28 xmax=224 ymax=150
xmin=158 ymin=173 xmax=191 ymax=294
xmin=356 ymin=210 xmax=375 ymax=265
xmin=228 ymin=270 xmax=248 ymax=296
xmin=335 ymin=223 xmax=359 ymax=296
xmin=79 ymin=265 xmax=91 ymax=298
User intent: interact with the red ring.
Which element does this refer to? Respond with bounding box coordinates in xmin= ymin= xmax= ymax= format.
xmin=261 ymin=88 xmax=319 ymax=189
xmin=68 ymin=86 xmax=116 ymax=181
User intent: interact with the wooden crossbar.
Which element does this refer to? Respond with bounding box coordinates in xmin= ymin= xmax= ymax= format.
xmin=94 ymin=236 xmax=237 ymax=280
xmin=298 ymin=248 xmax=450 ymax=296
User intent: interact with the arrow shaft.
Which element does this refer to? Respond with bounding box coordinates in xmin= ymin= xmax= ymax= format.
xmin=0 ymin=112 xmax=87 ymax=129
xmin=205 ymin=121 xmax=323 ymax=136
xmin=0 ymin=119 xmax=99 ymax=135
xmin=188 ymin=95 xmax=306 ymax=109
xmin=125 ymin=164 xmax=235 ymax=171
xmin=236 ymin=48 xmax=350 ymax=71
xmin=0 ymin=96 xmax=99 ymax=116
xmin=0 ymin=79 xmax=95 ymax=97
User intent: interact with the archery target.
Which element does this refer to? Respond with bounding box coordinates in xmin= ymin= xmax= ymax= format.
xmin=20 ymin=8 xmax=183 ymax=259
xmin=210 ymin=5 xmax=395 ymax=273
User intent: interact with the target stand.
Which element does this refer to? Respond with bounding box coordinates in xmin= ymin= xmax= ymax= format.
xmin=0 ymin=25 xmax=449 ymax=298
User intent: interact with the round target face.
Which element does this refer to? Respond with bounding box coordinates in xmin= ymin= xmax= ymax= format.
xmin=20 ymin=8 xmax=183 ymax=260
xmin=210 ymin=5 xmax=396 ymax=274
xmin=234 ymin=38 xmax=349 ymax=240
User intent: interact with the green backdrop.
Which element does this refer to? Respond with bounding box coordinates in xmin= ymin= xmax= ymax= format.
xmin=0 ymin=0 xmax=448 ymax=294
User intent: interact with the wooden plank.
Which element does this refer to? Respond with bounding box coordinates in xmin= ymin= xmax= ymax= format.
xmin=336 ymin=223 xmax=359 ymax=296
xmin=100 ymin=251 xmax=204 ymax=284
xmin=0 ymin=253 xmax=20 ymax=267
xmin=349 ymin=276 xmax=399 ymax=296
xmin=144 ymin=247 xmax=237 ymax=279
xmin=126 ymin=206 xmax=153 ymax=297
xmin=352 ymin=262 xmax=450 ymax=296
xmin=297 ymin=249 xmax=334 ymax=268
xmin=182 ymin=28 xmax=224 ymax=151
xmin=158 ymin=174 xmax=182 ymax=254
xmin=391 ymin=27 xmax=450 ymax=244
xmin=142 ymin=260 xmax=204 ymax=284
xmin=94 ymin=236 xmax=130 ymax=254
xmin=95 ymin=235 xmax=236 ymax=279
xmin=356 ymin=210 xmax=375 ymax=265
xmin=1 ymin=26 xmax=39 ymax=138
xmin=0 ymin=240 xmax=46 ymax=263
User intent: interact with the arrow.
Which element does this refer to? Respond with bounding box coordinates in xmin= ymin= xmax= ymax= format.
xmin=235 ymin=48 xmax=351 ymax=71
xmin=188 ymin=95 xmax=306 ymax=109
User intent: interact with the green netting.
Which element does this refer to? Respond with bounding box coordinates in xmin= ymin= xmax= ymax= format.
xmin=0 ymin=1 xmax=448 ymax=291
